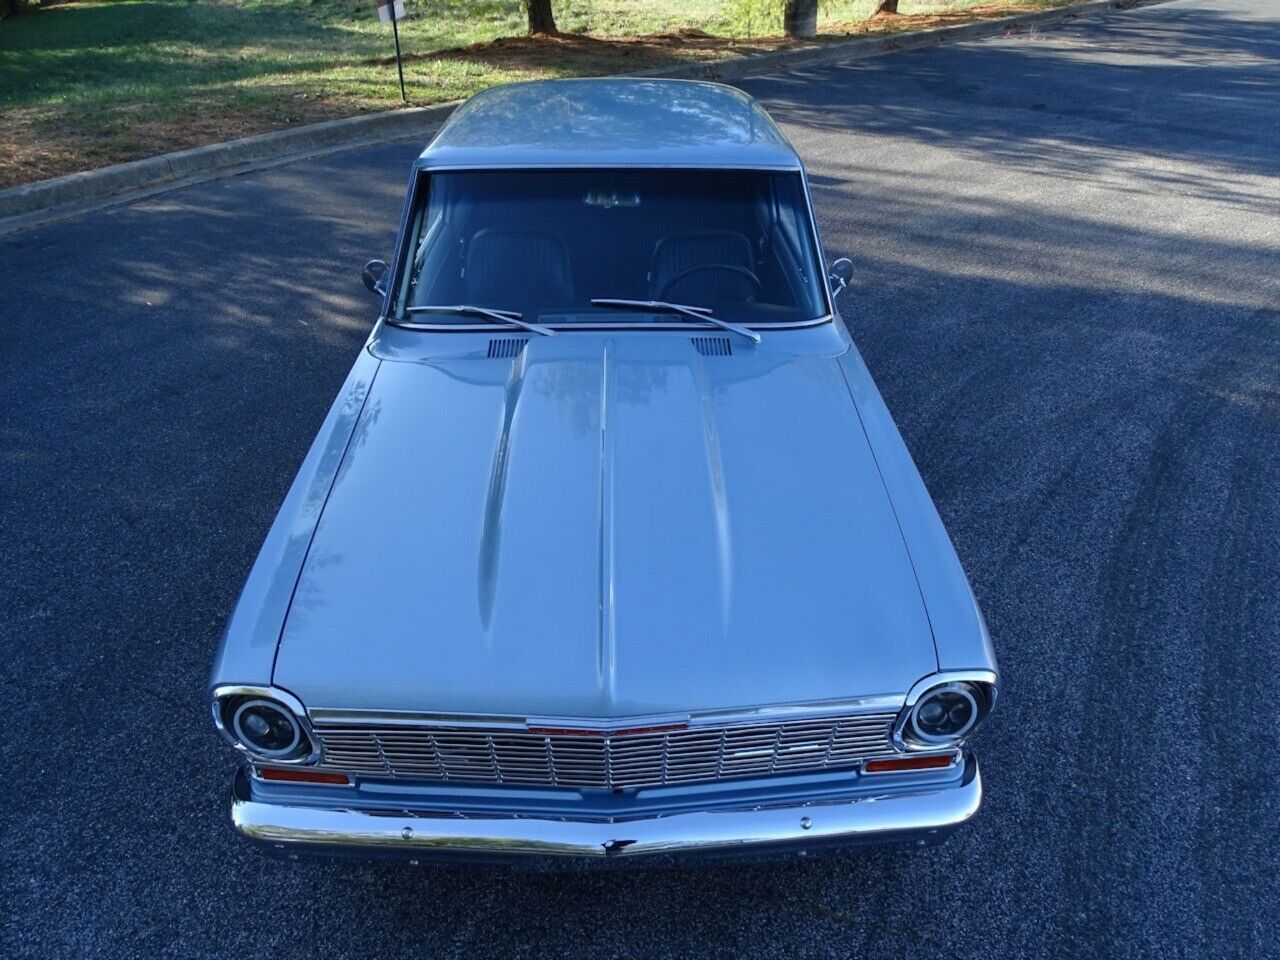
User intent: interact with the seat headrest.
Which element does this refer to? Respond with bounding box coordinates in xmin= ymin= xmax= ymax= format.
xmin=464 ymin=228 xmax=574 ymax=308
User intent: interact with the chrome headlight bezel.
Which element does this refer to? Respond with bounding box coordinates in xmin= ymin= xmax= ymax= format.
xmin=211 ymin=685 xmax=322 ymax=765
xmin=893 ymin=670 xmax=998 ymax=752
xmin=231 ymin=698 xmax=302 ymax=758
xmin=909 ymin=683 xmax=979 ymax=743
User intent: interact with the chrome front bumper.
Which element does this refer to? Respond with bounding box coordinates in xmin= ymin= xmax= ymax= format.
xmin=230 ymin=756 xmax=982 ymax=863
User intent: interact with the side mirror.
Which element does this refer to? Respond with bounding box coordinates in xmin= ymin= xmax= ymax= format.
xmin=827 ymin=258 xmax=854 ymax=296
xmin=362 ymin=259 xmax=389 ymax=297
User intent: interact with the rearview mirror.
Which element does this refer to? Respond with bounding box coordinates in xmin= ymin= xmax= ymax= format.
xmin=827 ymin=258 xmax=854 ymax=296
xmin=362 ymin=259 xmax=389 ymax=297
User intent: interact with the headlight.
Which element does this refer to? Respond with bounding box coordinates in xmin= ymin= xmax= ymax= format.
xmin=910 ymin=684 xmax=978 ymax=743
xmin=232 ymin=699 xmax=301 ymax=757
xmin=211 ymin=686 xmax=318 ymax=763
xmin=895 ymin=674 xmax=996 ymax=750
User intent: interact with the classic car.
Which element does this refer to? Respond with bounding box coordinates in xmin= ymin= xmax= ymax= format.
xmin=209 ymin=78 xmax=999 ymax=863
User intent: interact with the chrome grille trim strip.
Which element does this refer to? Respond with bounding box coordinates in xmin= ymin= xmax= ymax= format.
xmin=306 ymin=693 xmax=905 ymax=729
xmin=311 ymin=711 xmax=901 ymax=790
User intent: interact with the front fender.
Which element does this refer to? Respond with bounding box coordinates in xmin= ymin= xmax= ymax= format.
xmin=207 ymin=348 xmax=382 ymax=693
xmin=837 ymin=344 xmax=998 ymax=676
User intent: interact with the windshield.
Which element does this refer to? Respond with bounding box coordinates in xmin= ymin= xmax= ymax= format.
xmin=391 ymin=169 xmax=828 ymax=328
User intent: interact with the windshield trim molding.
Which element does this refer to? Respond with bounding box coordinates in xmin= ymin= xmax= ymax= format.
xmin=415 ymin=161 xmax=804 ymax=173
xmin=387 ymin=165 xmax=837 ymax=329
xmin=382 ymin=313 xmax=834 ymax=334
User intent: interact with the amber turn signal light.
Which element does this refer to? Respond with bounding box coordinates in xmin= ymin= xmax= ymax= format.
xmin=258 ymin=767 xmax=352 ymax=785
xmin=863 ymin=754 xmax=957 ymax=774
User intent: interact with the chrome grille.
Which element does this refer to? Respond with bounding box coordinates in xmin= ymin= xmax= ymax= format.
xmin=311 ymin=712 xmax=899 ymax=790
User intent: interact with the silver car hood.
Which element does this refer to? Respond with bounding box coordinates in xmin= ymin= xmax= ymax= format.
xmin=273 ymin=334 xmax=938 ymax=718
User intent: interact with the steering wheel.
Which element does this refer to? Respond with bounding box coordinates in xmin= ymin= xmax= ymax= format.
xmin=657 ymin=264 xmax=762 ymax=303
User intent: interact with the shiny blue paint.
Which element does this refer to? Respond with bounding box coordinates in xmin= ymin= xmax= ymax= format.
xmin=209 ymin=348 xmax=381 ymax=689
xmin=209 ymin=78 xmax=997 ymax=727
xmin=418 ymin=79 xmax=801 ymax=171
xmin=270 ymin=328 xmax=938 ymax=716
xmin=838 ymin=346 xmax=998 ymax=673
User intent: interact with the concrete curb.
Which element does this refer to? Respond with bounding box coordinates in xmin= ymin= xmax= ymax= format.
xmin=0 ymin=0 xmax=1167 ymax=234
xmin=0 ymin=104 xmax=459 ymax=231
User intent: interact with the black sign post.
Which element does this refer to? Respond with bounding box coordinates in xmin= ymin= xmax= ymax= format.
xmin=376 ymin=0 xmax=408 ymax=104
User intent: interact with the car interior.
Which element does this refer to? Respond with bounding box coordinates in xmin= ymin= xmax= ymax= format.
xmin=399 ymin=169 xmax=826 ymax=324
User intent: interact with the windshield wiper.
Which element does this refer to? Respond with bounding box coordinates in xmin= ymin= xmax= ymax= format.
xmin=590 ymin=299 xmax=761 ymax=344
xmin=402 ymin=304 xmax=555 ymax=337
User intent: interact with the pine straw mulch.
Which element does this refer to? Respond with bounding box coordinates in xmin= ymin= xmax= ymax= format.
xmin=0 ymin=95 xmax=355 ymax=190
xmin=397 ymin=29 xmax=793 ymax=73
xmin=410 ymin=3 xmax=1071 ymax=72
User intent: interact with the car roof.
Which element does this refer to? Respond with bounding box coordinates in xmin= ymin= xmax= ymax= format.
xmin=416 ymin=79 xmax=803 ymax=171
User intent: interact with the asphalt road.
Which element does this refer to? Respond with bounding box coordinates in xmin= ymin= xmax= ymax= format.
xmin=3 ymin=1 xmax=1278 ymax=956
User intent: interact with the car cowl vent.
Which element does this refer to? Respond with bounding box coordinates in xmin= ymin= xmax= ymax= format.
xmin=487 ymin=337 xmax=529 ymax=359
xmin=692 ymin=337 xmax=733 ymax=357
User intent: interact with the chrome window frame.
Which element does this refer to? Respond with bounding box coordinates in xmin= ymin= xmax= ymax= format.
xmin=379 ymin=163 xmax=837 ymax=335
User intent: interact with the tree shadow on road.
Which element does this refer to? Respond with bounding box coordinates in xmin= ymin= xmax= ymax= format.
xmin=749 ymin=3 xmax=1279 ymax=206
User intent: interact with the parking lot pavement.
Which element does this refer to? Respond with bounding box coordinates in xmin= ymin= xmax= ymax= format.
xmin=2 ymin=0 xmax=1277 ymax=957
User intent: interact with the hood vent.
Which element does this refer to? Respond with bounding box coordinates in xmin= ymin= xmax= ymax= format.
xmin=692 ymin=337 xmax=733 ymax=357
xmin=487 ymin=337 xmax=529 ymax=359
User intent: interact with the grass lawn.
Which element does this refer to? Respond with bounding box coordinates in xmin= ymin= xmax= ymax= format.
xmin=0 ymin=0 xmax=1076 ymax=188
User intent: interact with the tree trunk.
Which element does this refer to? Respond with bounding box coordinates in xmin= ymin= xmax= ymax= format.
xmin=778 ymin=0 xmax=819 ymax=37
xmin=524 ymin=0 xmax=557 ymax=35
xmin=874 ymin=0 xmax=900 ymax=13
xmin=783 ymin=0 xmax=818 ymax=37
